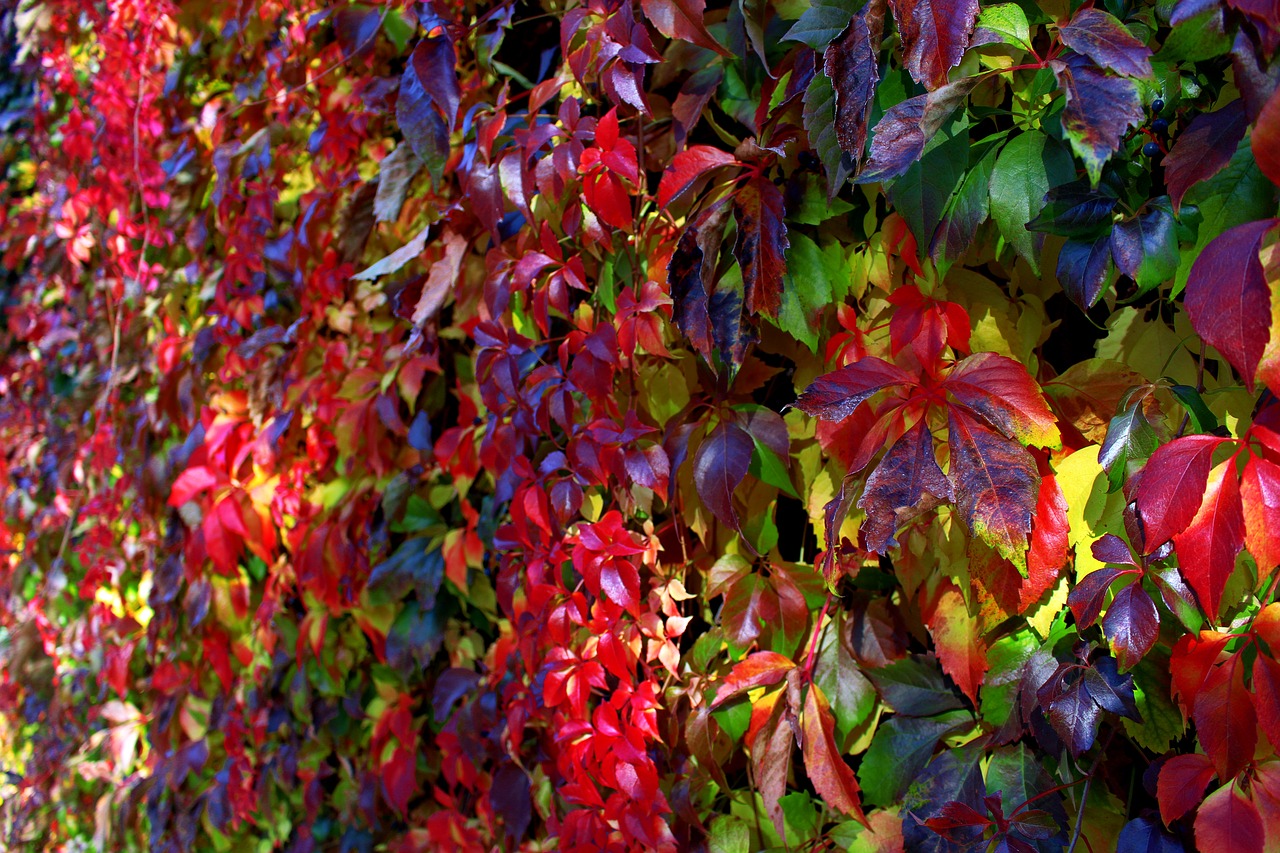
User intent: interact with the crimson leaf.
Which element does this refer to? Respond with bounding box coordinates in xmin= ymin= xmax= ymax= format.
xmin=889 ymin=0 xmax=981 ymax=90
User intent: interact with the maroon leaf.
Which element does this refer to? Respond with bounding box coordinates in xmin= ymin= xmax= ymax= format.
xmin=922 ymin=800 xmax=992 ymax=839
xmin=1102 ymin=581 xmax=1160 ymax=670
xmin=733 ymin=175 xmax=789 ymax=318
xmin=1044 ymin=677 xmax=1102 ymax=758
xmin=859 ymin=420 xmax=953 ymax=552
xmin=889 ymin=0 xmax=981 ymax=90
xmin=641 ymin=0 xmax=733 ymax=56
xmin=824 ymin=0 xmax=888 ymax=164
xmin=793 ymin=356 xmax=916 ymax=423
xmin=1193 ymin=654 xmax=1257 ymax=781
xmin=1195 ymin=781 xmax=1266 ymax=853
xmin=657 ymin=146 xmax=739 ymax=209
xmin=1058 ymin=8 xmax=1153 ymax=78
xmin=1172 ymin=459 xmax=1245 ymax=620
xmin=1184 ymin=218 xmax=1279 ymax=392
xmin=857 ymin=77 xmax=978 ymax=183
xmin=711 ymin=651 xmax=796 ymax=708
xmin=1164 ymin=100 xmax=1249 ymax=212
xmin=600 ymin=556 xmax=641 ymax=611
xmin=947 ymin=409 xmax=1041 ymax=572
xmin=1254 ymin=84 xmax=1280 ymax=188
xmin=721 ymin=574 xmax=775 ymax=647
xmin=1092 ymin=533 xmax=1138 ymax=567
xmin=694 ymin=421 xmax=754 ymax=539
xmin=1131 ymin=435 xmax=1227 ymax=551
xmin=1051 ymin=54 xmax=1144 ymax=184
xmin=1253 ymin=654 xmax=1280 ymax=751
xmin=1067 ymin=565 xmax=1127 ymax=629
xmin=668 ymin=201 xmax=730 ymax=361
xmin=1157 ymin=752 xmax=1217 ymax=824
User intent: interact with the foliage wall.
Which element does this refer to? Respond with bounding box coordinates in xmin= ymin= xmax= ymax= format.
xmin=2 ymin=0 xmax=1280 ymax=850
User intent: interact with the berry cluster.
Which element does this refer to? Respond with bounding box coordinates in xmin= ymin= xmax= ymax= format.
xmin=1142 ymin=97 xmax=1167 ymax=158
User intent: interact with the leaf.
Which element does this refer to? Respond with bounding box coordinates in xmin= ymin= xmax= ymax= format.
xmin=778 ymin=232 xmax=843 ymax=351
xmin=1193 ymin=654 xmax=1258 ymax=781
xmin=803 ymin=683 xmax=869 ymax=825
xmin=794 ymin=357 xmax=916 ymax=423
xmin=804 ymin=70 xmax=853 ymax=198
xmin=708 ymin=815 xmax=750 ymax=853
xmin=1043 ymin=677 xmax=1102 ymax=758
xmin=1184 ymin=218 xmax=1278 ymax=392
xmin=989 ymin=131 xmax=1076 ymax=274
xmin=1195 ymin=782 xmax=1265 ymax=853
xmin=1158 ymin=753 xmax=1217 ymax=826
xmin=948 ymin=409 xmax=1041 ymax=573
xmin=859 ymin=420 xmax=953 ymax=552
xmin=784 ymin=0 xmax=863 ymax=50
xmin=1110 ymin=206 xmax=1179 ymax=292
xmin=1254 ymin=84 xmax=1280 ymax=189
xmin=901 ymin=744 xmax=987 ymax=851
xmin=889 ymin=0 xmax=981 ymax=90
xmin=943 ymin=351 xmax=1061 ymax=449
xmin=374 ymin=143 xmax=422 ymax=223
xmin=1067 ymin=565 xmax=1127 ymax=629
xmin=1131 ymin=435 xmax=1226 ymax=551
xmin=923 ymin=581 xmax=989 ymax=703
xmin=1027 ymin=181 xmax=1119 ymax=238
xmin=825 ymin=0 xmax=888 ymax=166
xmin=1057 ymin=236 xmax=1114 ymax=309
xmin=931 ymin=147 xmax=995 ymax=267
xmin=669 ymin=201 xmax=729 ymax=361
xmin=815 ymin=612 xmax=877 ymax=737
xmin=640 ymin=0 xmax=732 ymax=55
xmin=1099 ymin=400 xmax=1161 ymax=492
xmin=1058 ymin=8 xmax=1153 ymax=78
xmin=397 ymin=36 xmax=458 ymax=181
xmin=733 ymin=174 xmax=789 ymax=319
xmin=858 ymin=711 xmax=972 ymax=806
xmin=752 ymin=696 xmax=796 ymax=841
xmin=857 ymin=77 xmax=978 ymax=183
xmin=1117 ymin=817 xmax=1187 ymax=853
xmin=712 ymin=651 xmax=796 ymax=708
xmin=986 ymin=744 xmax=1068 ymax=839
xmin=352 ymin=224 xmax=432 ymax=281
xmin=1164 ymin=100 xmax=1249 ymax=212
xmin=1172 ymin=459 xmax=1245 ymax=620
xmin=688 ymin=707 xmax=731 ymax=789
xmin=868 ymin=655 xmax=964 ymax=716
xmin=721 ymin=574 xmax=775 ymax=648
xmin=695 ymin=421 xmax=755 ymax=540
xmin=1242 ymin=454 xmax=1280 ymax=574
xmin=1253 ymin=654 xmax=1280 ymax=751
xmin=973 ymin=3 xmax=1032 ymax=51
xmin=658 ymin=146 xmax=738 ymax=209
xmin=1102 ymin=581 xmax=1160 ymax=670
xmin=1050 ymin=54 xmax=1145 ymax=185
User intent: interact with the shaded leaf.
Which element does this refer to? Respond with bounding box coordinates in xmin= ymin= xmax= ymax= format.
xmin=989 ymin=131 xmax=1075 ymax=274
xmin=784 ymin=0 xmax=864 ymax=50
xmin=1051 ymin=54 xmax=1144 ymax=185
xmin=1165 ymin=100 xmax=1249 ymax=212
xmin=641 ymin=0 xmax=732 ymax=55
xmin=1057 ymin=236 xmax=1113 ymax=309
xmin=857 ymin=78 xmax=978 ymax=183
xmin=1193 ymin=654 xmax=1257 ymax=781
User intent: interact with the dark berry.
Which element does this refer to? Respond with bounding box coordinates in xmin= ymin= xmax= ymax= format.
xmin=1152 ymin=98 xmax=1165 ymax=113
xmin=1152 ymin=117 xmax=1169 ymax=133
xmin=1142 ymin=141 xmax=1161 ymax=157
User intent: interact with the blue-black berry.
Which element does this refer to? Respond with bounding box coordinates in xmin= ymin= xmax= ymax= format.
xmin=1152 ymin=98 xmax=1165 ymax=113
xmin=1143 ymin=141 xmax=1161 ymax=157
xmin=1152 ymin=117 xmax=1169 ymax=133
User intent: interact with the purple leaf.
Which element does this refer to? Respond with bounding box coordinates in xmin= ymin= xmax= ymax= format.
xmin=824 ymin=0 xmax=888 ymax=165
xmin=668 ymin=201 xmax=730 ymax=361
xmin=1051 ymin=54 xmax=1144 ymax=185
xmin=1164 ymin=100 xmax=1249 ymax=212
xmin=1056 ymin=236 xmax=1113 ymax=309
xmin=859 ymin=420 xmax=954 ymax=552
xmin=1059 ymin=8 xmax=1153 ymax=78
xmin=1102 ymin=581 xmax=1160 ymax=670
xmin=1067 ymin=565 xmax=1126 ymax=629
xmin=694 ymin=421 xmax=754 ymax=540
xmin=794 ymin=357 xmax=917 ymax=422
xmin=889 ymin=0 xmax=981 ymax=90
xmin=857 ymin=78 xmax=978 ymax=183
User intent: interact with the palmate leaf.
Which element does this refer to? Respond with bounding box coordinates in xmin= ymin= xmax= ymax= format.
xmin=1165 ymin=99 xmax=1249 ymax=212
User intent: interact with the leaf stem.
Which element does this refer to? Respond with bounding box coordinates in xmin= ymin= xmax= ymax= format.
xmin=803 ymin=593 xmax=835 ymax=683
xmin=1066 ymin=728 xmax=1115 ymax=853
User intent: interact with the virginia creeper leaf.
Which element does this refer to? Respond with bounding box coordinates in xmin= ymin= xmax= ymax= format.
xmin=1164 ymin=100 xmax=1249 ymax=212
xmin=712 ymin=651 xmax=796 ymax=708
xmin=1172 ymin=458 xmax=1245 ymax=620
xmin=1051 ymin=54 xmax=1145 ymax=186
xmin=733 ymin=174 xmax=789 ymax=319
xmin=1058 ymin=8 xmax=1153 ymax=78
xmin=1194 ymin=782 xmax=1265 ymax=853
xmin=859 ymin=419 xmax=953 ymax=552
xmin=1253 ymin=83 xmax=1280 ymax=189
xmin=942 ymin=351 xmax=1061 ymax=449
xmin=1131 ymin=434 xmax=1226 ymax=551
xmin=989 ymin=131 xmax=1075 ymax=274
xmin=1102 ymin=581 xmax=1160 ymax=670
xmin=695 ymin=421 xmax=754 ymax=539
xmin=641 ymin=0 xmax=732 ymax=55
xmin=658 ymin=146 xmax=738 ymax=209
xmin=857 ymin=77 xmax=978 ymax=183
xmin=1157 ymin=752 xmax=1217 ymax=825
xmin=1242 ymin=454 xmax=1280 ymax=575
xmin=793 ymin=356 xmax=916 ymax=423
xmin=889 ymin=0 xmax=981 ymax=90
xmin=1193 ymin=654 xmax=1257 ymax=781
xmin=825 ymin=0 xmax=887 ymax=168
xmin=802 ymin=683 xmax=869 ymax=826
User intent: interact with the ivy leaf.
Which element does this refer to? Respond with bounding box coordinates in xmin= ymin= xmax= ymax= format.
xmin=640 ymin=0 xmax=732 ymax=55
xmin=1157 ymin=751 xmax=1217 ymax=825
xmin=784 ymin=0 xmax=865 ymax=50
xmin=989 ymin=131 xmax=1075 ymax=274
xmin=857 ymin=78 xmax=978 ymax=183
xmin=695 ymin=421 xmax=755 ymax=541
xmin=658 ymin=146 xmax=738 ymax=209
xmin=948 ymin=408 xmax=1042 ymax=573
xmin=733 ymin=174 xmax=789 ymax=319
xmin=1164 ymin=100 xmax=1249 ymax=212
xmin=859 ymin=420 xmax=953 ymax=552
xmin=1057 ymin=236 xmax=1114 ymax=309
xmin=1051 ymin=54 xmax=1144 ymax=186
xmin=1131 ymin=435 xmax=1226 ymax=551
xmin=1194 ymin=782 xmax=1265 ymax=853
xmin=889 ymin=0 xmax=981 ymax=90
xmin=1193 ymin=654 xmax=1257 ymax=781
xmin=1172 ymin=459 xmax=1245 ymax=620
xmin=1058 ymin=8 xmax=1153 ymax=78
xmin=825 ymin=0 xmax=887 ymax=169
xmin=1184 ymin=218 xmax=1278 ymax=392
xmin=802 ymin=683 xmax=869 ymax=825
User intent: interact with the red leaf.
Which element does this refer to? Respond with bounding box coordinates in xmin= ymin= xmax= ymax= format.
xmin=1158 ymin=752 xmax=1217 ymax=825
xmin=1102 ymin=581 xmax=1160 ymax=670
xmin=382 ymin=746 xmax=418 ymax=816
xmin=1132 ymin=435 xmax=1227 ymax=551
xmin=1251 ymin=761 xmax=1280 ymax=850
xmin=1253 ymin=85 xmax=1280 ymax=188
xmin=584 ymin=170 xmax=633 ymax=231
xmin=1058 ymin=8 xmax=1153 ymax=78
xmin=710 ymin=651 xmax=796 ymax=708
xmin=751 ymin=695 xmax=795 ymax=841
xmin=922 ymin=580 xmax=989 ymax=703
xmin=947 ymin=409 xmax=1041 ymax=573
xmin=943 ymin=352 xmax=1061 ymax=449
xmin=824 ymin=0 xmax=888 ymax=164
xmin=889 ymin=0 xmax=980 ymax=90
xmin=794 ymin=356 xmax=917 ymax=423
xmin=1019 ymin=471 xmax=1069 ymax=611
xmin=721 ymin=574 xmax=777 ymax=648
xmin=1194 ymin=782 xmax=1265 ymax=853
xmin=1164 ymin=100 xmax=1249 ymax=212
xmin=859 ymin=419 xmax=953 ymax=553
xmin=732 ymin=175 xmax=789 ymax=318
xmin=639 ymin=0 xmax=732 ymax=56
xmin=599 ymin=557 xmax=641 ymax=612
xmin=657 ymin=146 xmax=738 ymax=209
xmin=1172 ymin=459 xmax=1245 ymax=620
xmin=1193 ymin=653 xmax=1257 ymax=781
xmin=1242 ymin=454 xmax=1280 ymax=575
xmin=694 ymin=421 xmax=754 ymax=540
xmin=169 ymin=465 xmax=220 ymax=506
xmin=1185 ymin=218 xmax=1279 ymax=392
xmin=1171 ymin=631 xmax=1232 ymax=714
xmin=802 ymin=683 xmax=869 ymax=826
xmin=1253 ymin=654 xmax=1280 ymax=751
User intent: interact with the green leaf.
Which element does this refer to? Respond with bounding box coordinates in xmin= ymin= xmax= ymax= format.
xmin=989 ymin=131 xmax=1075 ymax=274
xmin=780 ymin=792 xmax=821 ymax=843
xmin=975 ymin=3 xmax=1032 ymax=51
xmin=777 ymin=232 xmax=844 ymax=351
xmin=886 ymin=118 xmax=969 ymax=258
xmin=1153 ymin=7 xmax=1232 ymax=62
xmin=858 ymin=710 xmax=972 ymax=807
xmin=1121 ymin=653 xmax=1186 ymax=753
xmin=1168 ymin=384 xmax=1218 ymax=434
xmin=1099 ymin=400 xmax=1160 ymax=492
xmin=980 ymin=629 xmax=1039 ymax=729
xmin=783 ymin=0 xmax=865 ymax=50
xmin=708 ymin=814 xmax=750 ymax=853
xmin=749 ymin=439 xmax=800 ymax=497
xmin=803 ymin=71 xmax=853 ymax=201
xmin=815 ymin=612 xmax=876 ymax=740
xmin=932 ymin=147 xmax=996 ymax=275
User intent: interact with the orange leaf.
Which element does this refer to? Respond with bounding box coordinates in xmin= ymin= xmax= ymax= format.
xmin=802 ymin=682 xmax=870 ymax=826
